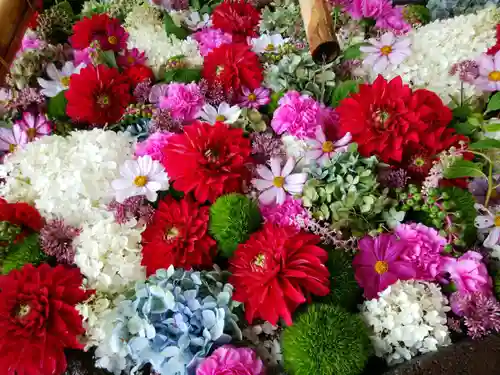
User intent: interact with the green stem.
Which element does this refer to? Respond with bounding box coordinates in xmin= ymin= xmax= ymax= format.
xmin=485 ymin=159 xmax=494 ymax=207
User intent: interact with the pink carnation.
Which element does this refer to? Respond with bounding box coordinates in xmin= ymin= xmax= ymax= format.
xmin=259 ymin=197 xmax=309 ymax=232
xmin=196 ymin=345 xmax=265 ymax=375
xmin=395 ymin=223 xmax=446 ymax=279
xmin=347 ymin=0 xmax=410 ymax=33
xmin=155 ymin=83 xmax=205 ymax=122
xmin=135 ymin=132 xmax=173 ymax=165
xmin=193 ymin=27 xmax=232 ymax=57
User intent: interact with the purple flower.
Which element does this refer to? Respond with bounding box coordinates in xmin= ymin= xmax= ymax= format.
xmin=40 ymin=219 xmax=80 ymax=264
xmin=353 ymin=233 xmax=417 ymax=299
xmin=73 ymin=43 xmax=99 ymax=66
xmin=196 ymin=345 xmax=265 ymax=375
xmin=475 ymin=52 xmax=500 ymax=92
xmin=260 ymin=197 xmax=309 ymax=231
xmin=193 ymin=27 xmax=232 ymax=57
xmin=19 ymin=30 xmax=46 ymax=53
xmin=107 ymin=196 xmax=155 ymax=225
xmin=152 ymin=83 xmax=205 ymax=123
xmin=250 ymin=132 xmax=285 ymax=164
xmin=395 ymin=223 xmax=446 ymax=279
xmin=0 ymin=124 xmax=28 ymax=153
xmin=360 ymin=32 xmax=411 ymax=73
xmin=238 ymin=87 xmax=270 ymax=109
xmin=15 ymin=112 xmax=52 ymax=141
xmin=135 ymin=131 xmax=173 ymax=165
xmin=117 ymin=48 xmax=147 ymax=68
xmin=378 ymin=168 xmax=409 ymax=189
xmin=450 ymin=60 xmax=480 ymax=83
xmin=305 ymin=126 xmax=352 ymax=165
xmin=469 ymin=176 xmax=500 ymax=206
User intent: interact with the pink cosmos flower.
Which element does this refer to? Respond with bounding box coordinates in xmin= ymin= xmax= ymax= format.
xmin=15 ymin=112 xmax=52 ymax=141
xmin=154 ymin=83 xmax=205 ymax=123
xmin=259 ymin=196 xmax=309 ymax=231
xmin=135 ymin=131 xmax=173 ymax=166
xmin=193 ymin=27 xmax=232 ymax=57
xmin=360 ymin=32 xmax=411 ymax=73
xmin=395 ymin=223 xmax=446 ymax=279
xmin=475 ymin=52 xmax=500 ymax=92
xmin=252 ymin=156 xmax=307 ymax=205
xmin=305 ymin=126 xmax=352 ymax=165
xmin=117 ymin=48 xmax=147 ymax=68
xmin=0 ymin=124 xmax=28 ymax=153
xmin=196 ymin=345 xmax=265 ymax=375
xmin=238 ymin=87 xmax=270 ymax=109
xmin=353 ymin=233 xmax=417 ymax=299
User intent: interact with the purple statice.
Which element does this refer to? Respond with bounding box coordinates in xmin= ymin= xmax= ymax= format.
xmin=449 ymin=60 xmax=480 ymax=84
xmin=259 ymin=197 xmax=309 ymax=232
xmin=250 ymin=132 xmax=286 ymax=164
xmin=378 ymin=168 xmax=409 ymax=189
xmin=7 ymin=87 xmax=45 ymax=111
xmin=133 ymin=79 xmax=153 ymax=104
xmin=40 ymin=219 xmax=80 ymax=264
xmin=238 ymin=87 xmax=270 ymax=109
xmin=107 ymin=196 xmax=155 ymax=225
xmin=199 ymin=78 xmax=234 ymax=106
xmin=193 ymin=27 xmax=232 ymax=57
xmin=451 ymin=292 xmax=500 ymax=339
xmin=469 ymin=176 xmax=500 ymax=206
xmin=149 ymin=108 xmax=183 ymax=133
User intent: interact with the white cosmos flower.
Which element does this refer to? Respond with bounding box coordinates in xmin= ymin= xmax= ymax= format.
xmin=112 ymin=155 xmax=169 ymax=203
xmin=198 ymin=102 xmax=242 ymax=124
xmin=37 ymin=62 xmax=84 ymax=97
xmin=184 ymin=11 xmax=212 ymax=30
xmin=474 ymin=204 xmax=500 ymax=248
xmin=251 ymin=33 xmax=288 ymax=54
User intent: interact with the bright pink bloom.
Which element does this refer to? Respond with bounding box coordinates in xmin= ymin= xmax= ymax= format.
xmin=155 ymin=83 xmax=205 ymax=123
xmin=193 ymin=27 xmax=232 ymax=56
xmin=0 ymin=124 xmax=28 ymax=153
xmin=117 ymin=48 xmax=147 ymax=68
xmin=196 ymin=345 xmax=265 ymax=375
xmin=259 ymin=196 xmax=309 ymax=232
xmin=353 ymin=233 xmax=417 ymax=299
xmin=395 ymin=223 xmax=446 ymax=279
xmin=15 ymin=112 xmax=52 ymax=141
xmin=441 ymin=251 xmax=492 ymax=296
xmin=135 ymin=132 xmax=173 ymax=165
xmin=19 ymin=31 xmax=46 ymax=53
xmin=347 ymin=0 xmax=410 ymax=33
xmin=238 ymin=87 xmax=270 ymax=109
xmin=305 ymin=126 xmax=352 ymax=166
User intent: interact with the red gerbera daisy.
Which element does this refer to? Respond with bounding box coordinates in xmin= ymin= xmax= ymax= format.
xmin=337 ymin=75 xmax=459 ymax=164
xmin=124 ymin=64 xmax=155 ymax=88
xmin=229 ymin=223 xmax=330 ymax=325
xmin=70 ymin=13 xmax=128 ymax=52
xmin=0 ymin=264 xmax=92 ymax=375
xmin=141 ymin=196 xmax=216 ymax=276
xmin=65 ymin=64 xmax=131 ymax=126
xmin=163 ymin=121 xmax=252 ymax=203
xmin=202 ymin=43 xmax=263 ymax=94
xmin=212 ymin=0 xmax=261 ymax=41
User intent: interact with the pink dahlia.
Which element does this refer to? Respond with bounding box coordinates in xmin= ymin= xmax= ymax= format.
xmin=193 ymin=27 xmax=232 ymax=56
xmin=135 ymin=132 xmax=173 ymax=166
xmin=353 ymin=233 xmax=416 ymax=299
xmin=347 ymin=0 xmax=410 ymax=33
xmin=196 ymin=345 xmax=265 ymax=375
xmin=259 ymin=196 xmax=309 ymax=232
xmin=155 ymin=83 xmax=205 ymax=123
xmin=395 ymin=223 xmax=446 ymax=279
xmin=15 ymin=112 xmax=52 ymax=141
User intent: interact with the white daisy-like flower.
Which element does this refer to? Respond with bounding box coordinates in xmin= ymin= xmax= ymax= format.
xmin=184 ymin=11 xmax=212 ymax=30
xmin=360 ymin=32 xmax=411 ymax=74
xmin=251 ymin=33 xmax=288 ymax=54
xmin=474 ymin=204 xmax=500 ymax=248
xmin=37 ymin=62 xmax=84 ymax=97
xmin=112 ymin=155 xmax=169 ymax=203
xmin=198 ymin=102 xmax=242 ymax=124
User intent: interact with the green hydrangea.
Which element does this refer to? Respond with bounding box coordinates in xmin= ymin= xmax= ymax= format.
xmin=2 ymin=233 xmax=47 ymax=275
xmin=282 ymin=304 xmax=372 ymax=375
xmin=209 ymin=194 xmax=262 ymax=258
xmin=302 ymin=147 xmax=390 ymax=235
xmin=233 ymin=108 xmax=269 ymax=133
xmin=426 ymin=0 xmax=499 ymax=20
xmin=259 ymin=0 xmax=304 ymax=39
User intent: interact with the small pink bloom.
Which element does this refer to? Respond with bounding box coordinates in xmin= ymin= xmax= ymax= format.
xmin=196 ymin=345 xmax=265 ymax=375
xmin=238 ymin=87 xmax=270 ymax=109
xmin=0 ymin=124 xmax=28 ymax=153
xmin=260 ymin=196 xmax=309 ymax=231
xmin=19 ymin=30 xmax=46 ymax=53
xmin=347 ymin=0 xmax=410 ymax=33
xmin=15 ymin=112 xmax=52 ymax=141
xmin=305 ymin=126 xmax=352 ymax=165
xmin=475 ymin=52 xmax=500 ymax=92
xmin=360 ymin=32 xmax=411 ymax=73
xmin=441 ymin=251 xmax=492 ymax=296
xmin=73 ymin=44 xmax=99 ymax=66
xmin=135 ymin=131 xmax=173 ymax=165
xmin=153 ymin=83 xmax=205 ymax=123
xmin=193 ymin=27 xmax=232 ymax=57
xmin=117 ymin=48 xmax=147 ymax=68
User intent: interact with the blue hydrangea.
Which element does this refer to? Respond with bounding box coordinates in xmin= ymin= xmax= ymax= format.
xmin=95 ymin=266 xmax=241 ymax=375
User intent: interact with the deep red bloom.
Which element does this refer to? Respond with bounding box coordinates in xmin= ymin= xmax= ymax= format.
xmin=0 ymin=264 xmax=92 ymax=375
xmin=141 ymin=196 xmax=216 ymax=276
xmin=163 ymin=121 xmax=252 ymax=203
xmin=229 ymin=224 xmax=330 ymax=325
xmin=70 ymin=13 xmax=128 ymax=52
xmin=0 ymin=201 xmax=43 ymax=232
xmin=65 ymin=64 xmax=131 ymax=126
xmin=124 ymin=64 xmax=155 ymax=88
xmin=27 ymin=11 xmax=39 ymax=29
xmin=487 ymin=25 xmax=500 ymax=55
xmin=212 ymin=0 xmax=261 ymax=41
xmin=202 ymin=43 xmax=263 ymax=94
xmin=337 ymin=75 xmax=458 ymax=164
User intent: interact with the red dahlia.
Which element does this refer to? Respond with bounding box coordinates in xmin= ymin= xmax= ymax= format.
xmin=337 ymin=75 xmax=458 ymax=164
xmin=65 ymin=64 xmax=131 ymax=126
xmin=202 ymin=43 xmax=263 ymax=94
xmin=212 ymin=0 xmax=261 ymax=41
xmin=0 ymin=201 xmax=43 ymax=232
xmin=163 ymin=121 xmax=252 ymax=203
xmin=124 ymin=64 xmax=155 ymax=88
xmin=0 ymin=264 xmax=92 ymax=375
xmin=229 ymin=224 xmax=330 ymax=325
xmin=70 ymin=13 xmax=128 ymax=52
xmin=141 ymin=196 xmax=216 ymax=276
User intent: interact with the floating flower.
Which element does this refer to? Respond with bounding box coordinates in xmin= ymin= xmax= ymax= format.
xmin=193 ymin=27 xmax=232 ymax=57
xmin=37 ymin=62 xmax=83 ymax=98
xmin=198 ymin=102 xmax=242 ymax=124
xmin=117 ymin=48 xmax=147 ymax=68
xmin=196 ymin=345 xmax=265 ymax=375
xmin=250 ymin=34 xmax=288 ymax=54
xmin=211 ymin=0 xmax=261 ymax=41
xmin=474 ymin=51 xmax=500 ymax=92
xmin=230 ymin=223 xmax=329 ymax=325
xmin=0 ymin=124 xmax=28 ymax=154
xmin=155 ymin=82 xmax=205 ymax=123
xmin=112 ymin=155 xmax=170 ymax=203
xmin=305 ymin=126 xmax=352 ymax=166
xmin=238 ymin=87 xmax=270 ymax=109
xmin=185 ymin=11 xmax=212 ymax=30
xmin=360 ymin=32 xmax=411 ymax=73
xmin=70 ymin=13 xmax=128 ymax=52
xmin=15 ymin=112 xmax=52 ymax=141
xmin=252 ymin=156 xmax=307 ymax=205
xmin=475 ymin=205 xmax=500 ymax=248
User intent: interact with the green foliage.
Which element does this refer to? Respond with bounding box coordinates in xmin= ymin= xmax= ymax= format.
xmin=444 ymin=159 xmax=485 ymax=179
xmin=233 ymin=108 xmax=268 ymax=132
xmin=36 ymin=1 xmax=75 ymax=45
xmin=486 ymin=92 xmax=500 ymax=114
xmin=163 ymin=67 xmax=202 ymax=84
xmin=164 ymin=13 xmax=190 ymax=40
xmin=209 ymin=194 xmax=262 ymax=257
xmin=403 ymin=5 xmax=431 ymax=24
xmin=330 ymin=80 xmax=360 ymax=107
xmin=282 ymin=304 xmax=372 ymax=375
xmin=47 ymin=91 xmax=68 ymax=120
xmin=0 ymin=222 xmax=22 ymax=258
xmin=342 ymin=43 xmax=364 ymax=61
xmin=2 ymin=234 xmax=47 ymax=275
xmin=259 ymin=0 xmax=304 ymax=39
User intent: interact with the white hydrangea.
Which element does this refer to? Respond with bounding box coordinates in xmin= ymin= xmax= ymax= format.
xmin=74 ymin=216 xmax=146 ymax=294
xmin=0 ymin=129 xmax=134 ymax=227
xmin=125 ymin=3 xmax=203 ymax=77
xmin=377 ymin=6 xmax=500 ymax=104
xmin=360 ymin=280 xmax=451 ymax=365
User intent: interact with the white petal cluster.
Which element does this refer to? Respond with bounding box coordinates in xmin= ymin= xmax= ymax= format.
xmin=74 ymin=217 xmax=146 ymax=294
xmin=379 ymin=6 xmax=500 ymax=104
xmin=360 ymin=280 xmax=451 ymax=365
xmin=0 ymin=129 xmax=134 ymax=227
xmin=124 ymin=4 xmax=202 ymax=76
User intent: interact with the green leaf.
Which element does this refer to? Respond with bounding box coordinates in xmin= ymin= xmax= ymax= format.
xmin=469 ymin=139 xmax=500 ymax=150
xmin=342 ymin=43 xmax=365 ymax=60
xmin=444 ymin=159 xmax=485 ymax=179
xmin=99 ymin=50 xmax=118 ymax=69
xmin=47 ymin=92 xmax=68 ymax=120
xmin=486 ymin=92 xmax=500 ymax=114
xmin=484 ymin=121 xmax=500 ymax=133
xmin=164 ymin=13 xmax=190 ymax=40
xmin=163 ymin=67 xmax=202 ymax=84
xmin=453 ymin=121 xmax=476 ymax=136
xmin=330 ymin=80 xmax=360 ymax=107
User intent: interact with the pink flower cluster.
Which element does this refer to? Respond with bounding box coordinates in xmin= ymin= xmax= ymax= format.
xmin=135 ymin=131 xmax=173 ymax=166
xmin=196 ymin=345 xmax=264 ymax=375
xmin=193 ymin=27 xmax=232 ymax=56
xmin=259 ymin=196 xmax=309 ymax=231
xmin=347 ymin=0 xmax=410 ymax=33
xmin=149 ymin=83 xmax=205 ymax=123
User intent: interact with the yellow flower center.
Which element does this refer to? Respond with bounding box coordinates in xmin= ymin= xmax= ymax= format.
xmin=265 ymin=43 xmax=275 ymax=51
xmin=489 ymin=71 xmax=500 ymax=81
xmin=134 ymin=175 xmax=148 ymax=187
xmin=8 ymin=144 xmax=16 ymax=153
xmin=380 ymin=45 xmax=392 ymax=56
xmin=253 ymin=253 xmax=266 ymax=268
xmin=322 ymin=141 xmax=334 ymax=153
xmin=414 ymin=157 xmax=426 ymax=167
xmin=215 ymin=114 xmax=226 ymax=122
xmin=165 ymin=226 xmax=179 ymax=240
xmin=108 ymin=36 xmax=118 ymax=45
xmin=273 ymin=176 xmax=285 ymax=188
xmin=495 ymin=215 xmax=500 ymax=227
xmin=16 ymin=303 xmax=31 ymax=318
xmin=374 ymin=260 xmax=389 ymax=275
xmin=26 ymin=128 xmax=37 ymax=140
xmin=60 ymin=76 xmax=70 ymax=87
xmin=248 ymin=93 xmax=257 ymax=102
xmin=97 ymin=94 xmax=110 ymax=108
xmin=127 ymin=56 xmax=135 ymax=65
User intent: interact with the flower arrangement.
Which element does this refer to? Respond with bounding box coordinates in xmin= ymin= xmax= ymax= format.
xmin=2 ymin=1 xmax=500 ymax=375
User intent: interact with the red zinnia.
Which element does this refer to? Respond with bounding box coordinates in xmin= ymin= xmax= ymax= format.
xmin=163 ymin=121 xmax=252 ymax=203
xmin=229 ymin=224 xmax=330 ymax=325
xmin=0 ymin=264 xmax=92 ymax=375
xmin=141 ymin=196 xmax=216 ymax=276
xmin=211 ymin=0 xmax=261 ymax=41
xmin=65 ymin=64 xmax=131 ymax=126
xmin=70 ymin=13 xmax=128 ymax=52
xmin=337 ymin=75 xmax=458 ymax=164
xmin=202 ymin=43 xmax=263 ymax=94
xmin=124 ymin=64 xmax=155 ymax=88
